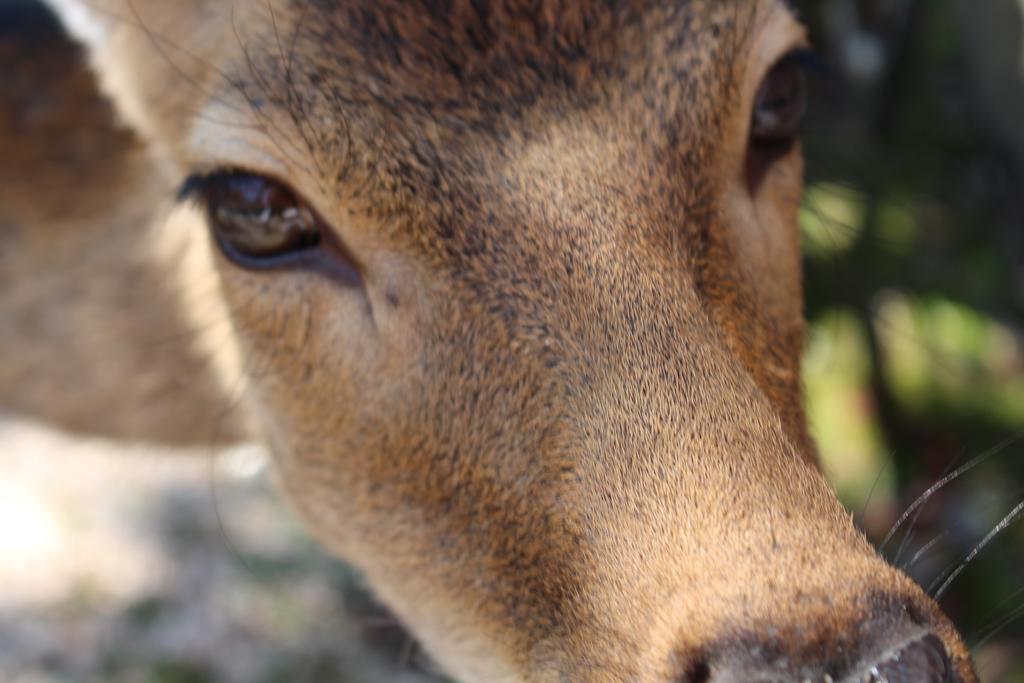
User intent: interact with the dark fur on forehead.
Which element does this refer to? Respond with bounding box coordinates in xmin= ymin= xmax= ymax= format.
xmin=233 ymin=1 xmax=753 ymax=198
xmin=292 ymin=0 xmax=743 ymax=91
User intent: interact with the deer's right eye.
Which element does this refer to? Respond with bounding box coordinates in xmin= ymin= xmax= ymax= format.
xmin=183 ymin=171 xmax=323 ymax=267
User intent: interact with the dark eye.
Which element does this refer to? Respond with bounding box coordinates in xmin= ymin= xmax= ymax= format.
xmin=185 ymin=171 xmax=321 ymax=266
xmin=751 ymin=51 xmax=810 ymax=145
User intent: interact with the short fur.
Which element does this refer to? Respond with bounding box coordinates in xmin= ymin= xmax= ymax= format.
xmin=2 ymin=1 xmax=977 ymax=681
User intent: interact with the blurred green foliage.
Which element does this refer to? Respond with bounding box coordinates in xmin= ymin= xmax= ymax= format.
xmin=798 ymin=0 xmax=1024 ymax=679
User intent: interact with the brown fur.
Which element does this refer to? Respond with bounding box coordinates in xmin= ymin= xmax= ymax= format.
xmin=3 ymin=1 xmax=977 ymax=680
xmin=0 ymin=4 xmax=244 ymax=444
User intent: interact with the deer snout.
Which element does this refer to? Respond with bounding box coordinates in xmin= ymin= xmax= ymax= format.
xmin=694 ymin=623 xmax=963 ymax=683
xmin=860 ymin=634 xmax=956 ymax=683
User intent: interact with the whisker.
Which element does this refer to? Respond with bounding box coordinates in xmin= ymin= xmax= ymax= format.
xmin=973 ymin=600 xmax=1024 ymax=660
xmin=856 ymin=453 xmax=891 ymax=531
xmin=972 ymin=584 xmax=1024 ymax=647
xmin=227 ymin=5 xmax=318 ymax=174
xmin=878 ymin=431 xmax=1024 ymax=553
xmin=930 ymin=497 xmax=1024 ymax=600
xmin=891 ymin=451 xmax=964 ymax=566
xmin=121 ymin=0 xmax=247 ymax=117
xmin=901 ymin=530 xmax=948 ymax=572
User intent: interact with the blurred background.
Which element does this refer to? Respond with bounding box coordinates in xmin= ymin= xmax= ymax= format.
xmin=799 ymin=0 xmax=1024 ymax=680
xmin=1 ymin=0 xmax=1023 ymax=681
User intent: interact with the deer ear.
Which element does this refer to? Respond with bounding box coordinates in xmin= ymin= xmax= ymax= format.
xmin=43 ymin=0 xmax=229 ymax=160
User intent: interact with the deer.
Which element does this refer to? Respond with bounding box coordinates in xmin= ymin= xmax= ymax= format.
xmin=0 ymin=0 xmax=979 ymax=681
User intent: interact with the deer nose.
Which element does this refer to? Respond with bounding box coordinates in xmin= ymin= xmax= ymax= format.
xmin=858 ymin=634 xmax=955 ymax=683
xmin=702 ymin=632 xmax=960 ymax=683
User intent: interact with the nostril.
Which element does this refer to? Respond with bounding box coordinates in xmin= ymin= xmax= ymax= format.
xmin=863 ymin=634 xmax=955 ymax=683
xmin=682 ymin=660 xmax=711 ymax=683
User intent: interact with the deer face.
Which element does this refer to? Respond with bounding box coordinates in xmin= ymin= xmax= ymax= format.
xmin=47 ymin=0 xmax=977 ymax=680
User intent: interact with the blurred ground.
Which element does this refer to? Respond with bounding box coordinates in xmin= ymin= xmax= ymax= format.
xmin=0 ymin=415 xmax=445 ymax=683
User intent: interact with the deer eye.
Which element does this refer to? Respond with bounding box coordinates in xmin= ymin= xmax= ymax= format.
xmin=751 ymin=51 xmax=810 ymax=145
xmin=185 ymin=171 xmax=322 ymax=266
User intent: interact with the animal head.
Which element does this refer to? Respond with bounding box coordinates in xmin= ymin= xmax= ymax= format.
xmin=45 ymin=0 xmax=976 ymax=680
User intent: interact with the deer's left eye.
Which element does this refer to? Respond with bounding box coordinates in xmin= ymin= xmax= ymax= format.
xmin=751 ymin=51 xmax=810 ymax=145
xmin=184 ymin=171 xmax=322 ymax=266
